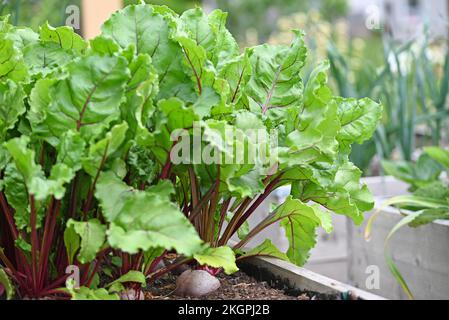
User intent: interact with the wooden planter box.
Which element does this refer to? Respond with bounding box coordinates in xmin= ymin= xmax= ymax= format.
xmin=239 ymin=176 xmax=449 ymax=299
xmin=240 ymin=256 xmax=385 ymax=300
xmin=348 ymin=176 xmax=449 ymax=300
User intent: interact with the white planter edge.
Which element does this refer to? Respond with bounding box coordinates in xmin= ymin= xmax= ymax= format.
xmin=241 ymin=256 xmax=387 ymax=300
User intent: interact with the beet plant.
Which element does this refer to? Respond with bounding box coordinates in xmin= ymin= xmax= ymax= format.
xmin=98 ymin=4 xmax=382 ymax=276
xmin=0 ymin=3 xmax=382 ymax=300
xmin=0 ymin=13 xmax=209 ymax=299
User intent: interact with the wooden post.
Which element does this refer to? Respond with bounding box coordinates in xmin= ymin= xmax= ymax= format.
xmin=81 ymin=0 xmax=123 ymax=39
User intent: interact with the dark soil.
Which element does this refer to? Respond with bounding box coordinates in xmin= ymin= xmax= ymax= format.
xmin=145 ymin=271 xmax=329 ymax=300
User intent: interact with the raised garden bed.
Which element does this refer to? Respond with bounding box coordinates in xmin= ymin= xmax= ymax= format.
xmin=148 ymin=271 xmax=300 ymax=300
xmin=239 ymin=257 xmax=385 ymax=300
xmin=147 ymin=257 xmax=385 ymax=300
xmin=348 ymin=176 xmax=449 ymax=300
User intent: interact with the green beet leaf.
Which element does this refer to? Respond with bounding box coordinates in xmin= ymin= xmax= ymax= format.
xmin=95 ymin=171 xmax=203 ymax=256
xmin=194 ymin=246 xmax=238 ymax=275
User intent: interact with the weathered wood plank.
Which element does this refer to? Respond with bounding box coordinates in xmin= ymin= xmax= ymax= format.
xmin=348 ymin=197 xmax=449 ymax=300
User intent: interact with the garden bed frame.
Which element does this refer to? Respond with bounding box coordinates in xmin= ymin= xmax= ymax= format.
xmin=348 ymin=176 xmax=449 ymax=300
xmin=240 ymin=256 xmax=386 ymax=300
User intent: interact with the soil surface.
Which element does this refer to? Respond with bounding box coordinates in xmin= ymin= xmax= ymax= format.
xmin=145 ymin=271 xmax=327 ymax=300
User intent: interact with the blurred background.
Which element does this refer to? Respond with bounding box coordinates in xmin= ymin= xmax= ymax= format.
xmin=2 ymin=0 xmax=449 ymax=299
xmin=2 ymin=0 xmax=448 ymax=177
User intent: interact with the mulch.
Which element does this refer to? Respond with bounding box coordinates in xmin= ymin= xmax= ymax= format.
xmin=145 ymin=271 xmax=332 ymax=300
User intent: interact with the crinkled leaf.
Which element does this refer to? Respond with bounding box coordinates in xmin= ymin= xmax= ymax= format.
xmin=102 ymin=4 xmax=177 ymax=72
xmin=0 ymin=80 xmax=26 ymax=141
xmin=5 ymin=136 xmax=76 ymax=201
xmin=56 ymin=130 xmax=86 ymax=170
xmin=15 ymin=236 xmax=31 ymax=252
xmin=107 ymin=270 xmax=146 ymax=293
xmin=0 ymin=34 xmax=28 ymax=82
xmin=23 ymin=42 xmax=75 ymax=77
xmin=246 ymin=30 xmax=307 ymax=115
xmin=66 ymin=279 xmax=119 ymax=300
xmin=218 ymin=50 xmax=252 ymax=104
xmin=66 ymin=219 xmax=106 ymax=264
xmin=192 ymin=87 xmax=220 ymax=119
xmin=174 ymin=13 xmax=230 ymax=108
xmin=127 ymin=145 xmax=157 ymax=185
xmin=240 ymin=239 xmax=289 ymax=261
xmin=174 ymin=30 xmax=217 ymax=96
xmin=150 ymin=98 xmax=197 ymax=164
xmin=89 ymin=35 xmax=120 ymax=55
xmin=298 ymin=161 xmax=374 ymax=225
xmin=272 ymin=196 xmax=333 ymax=266
xmin=179 ymin=8 xmax=215 ymax=54
xmin=279 ymin=62 xmax=340 ymax=167
xmin=102 ymin=4 xmax=195 ymax=101
xmin=121 ymin=54 xmax=159 ymax=139
xmin=43 ymin=54 xmax=129 ymax=141
xmin=28 ymin=78 xmax=58 ymax=143
xmin=198 ymin=120 xmax=267 ymax=197
xmin=39 ymin=22 xmax=87 ymax=53
xmin=82 ymin=122 xmax=128 ymax=177
xmin=0 ymin=144 xmax=10 ymax=171
xmin=4 ymin=26 xmax=38 ymax=50
xmin=336 ymin=97 xmax=383 ymax=146
xmin=29 ymin=163 xmax=75 ymax=201
xmin=3 ymin=163 xmax=29 ymax=230
xmin=207 ymin=9 xmax=239 ymax=67
xmin=179 ymin=8 xmax=238 ymax=67
xmin=304 ymin=60 xmax=333 ymax=109
xmin=4 ymin=136 xmax=43 ymax=185
xmin=126 ymin=53 xmax=156 ymax=92
xmin=96 ymin=172 xmax=203 ymax=255
xmin=194 ymin=246 xmax=238 ymax=275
